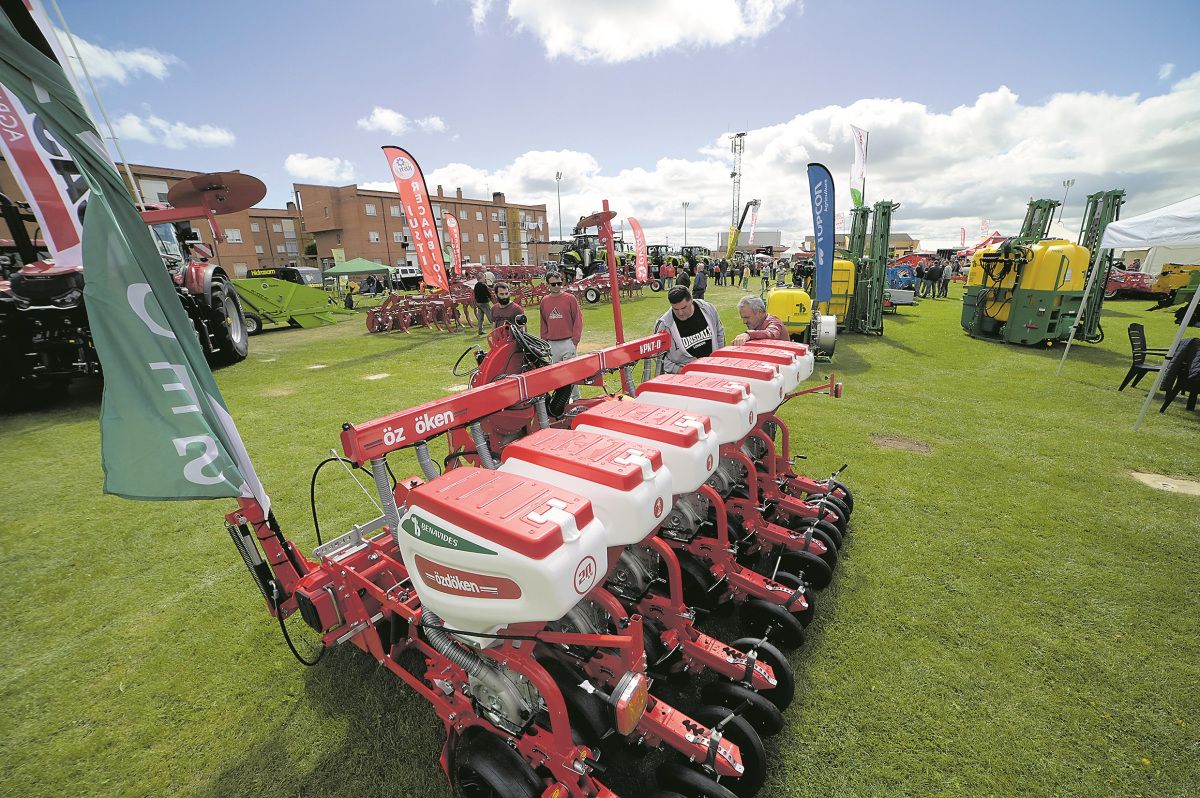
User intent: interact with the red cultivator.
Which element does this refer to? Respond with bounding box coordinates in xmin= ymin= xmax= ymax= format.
xmin=365 ymin=292 xmax=469 ymax=334
xmin=225 ymin=320 xmax=854 ymax=797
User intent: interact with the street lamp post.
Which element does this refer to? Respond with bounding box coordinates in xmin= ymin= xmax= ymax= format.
xmin=682 ymin=201 xmax=690 ymax=247
xmin=556 ymin=171 xmax=563 ymax=240
xmin=1059 ymin=178 xmax=1075 ymax=222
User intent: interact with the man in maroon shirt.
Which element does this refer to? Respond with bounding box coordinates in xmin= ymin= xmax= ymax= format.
xmin=732 ymin=295 xmax=789 ymax=345
xmin=539 ymin=271 xmax=583 ymax=398
xmin=490 ymin=282 xmax=524 ymax=328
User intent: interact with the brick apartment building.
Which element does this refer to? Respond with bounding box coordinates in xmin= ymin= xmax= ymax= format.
xmin=294 ymin=182 xmax=554 ymax=270
xmin=4 ymin=155 xmax=557 ymax=276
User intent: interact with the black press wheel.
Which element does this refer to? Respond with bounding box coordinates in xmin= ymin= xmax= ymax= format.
xmin=210 ymin=280 xmax=249 ymax=364
xmin=678 ymin=554 xmax=722 ymax=613
xmin=244 ymin=312 xmax=263 ymax=336
xmin=777 ymin=549 xmax=832 ymax=590
xmin=829 ymin=479 xmax=855 ymax=514
xmin=738 ymin=598 xmax=806 ymax=650
xmin=700 ymin=680 xmax=785 ymax=736
xmin=776 ymin=516 xmax=842 ymax=559
xmin=691 ymin=705 xmax=767 ymax=798
xmin=821 ymin=492 xmax=853 ymax=525
xmin=536 ymin=657 xmax=611 ymax=748
xmin=584 ymin=287 xmax=601 ymax=304
xmin=771 ymin=571 xmax=815 ymax=628
xmin=657 ymin=762 xmax=738 ymax=798
xmin=451 ymin=731 xmax=544 ymax=798
xmin=730 ymin=637 xmax=794 ymax=710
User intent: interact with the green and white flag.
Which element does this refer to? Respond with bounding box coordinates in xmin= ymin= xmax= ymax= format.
xmin=849 ymin=124 xmax=868 ymax=208
xmin=0 ymin=6 xmax=268 ymax=510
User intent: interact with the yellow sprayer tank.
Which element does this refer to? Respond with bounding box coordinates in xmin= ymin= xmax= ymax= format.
xmin=765 ymin=286 xmax=812 ymax=338
xmin=962 ymin=239 xmax=1090 ymax=344
xmin=818 ymin=257 xmax=855 ymax=324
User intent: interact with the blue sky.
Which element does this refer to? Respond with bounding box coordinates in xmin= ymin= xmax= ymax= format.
xmin=53 ymin=0 xmax=1200 ymax=248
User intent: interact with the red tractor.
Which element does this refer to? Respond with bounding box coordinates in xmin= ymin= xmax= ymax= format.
xmin=0 ymin=173 xmax=256 ymax=407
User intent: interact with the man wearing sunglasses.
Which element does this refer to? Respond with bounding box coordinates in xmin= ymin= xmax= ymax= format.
xmin=539 ymin=271 xmax=583 ymax=398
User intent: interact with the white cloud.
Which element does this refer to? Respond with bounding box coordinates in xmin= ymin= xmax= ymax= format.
xmin=357 ymin=106 xmax=410 ymax=135
xmin=417 ymin=115 xmax=447 ymax=133
xmin=356 ymin=107 xmax=448 ymax=135
xmin=1159 ymin=63 xmax=1175 ymax=80
xmin=55 ymin=28 xmax=178 ymax=84
xmin=473 ymin=0 xmax=799 ymax=63
xmin=113 ymin=113 xmax=234 ymax=149
xmin=417 ymin=74 xmax=1200 ymax=250
xmin=359 ymin=180 xmax=397 ymax=192
xmin=284 ymin=153 xmax=355 ymax=183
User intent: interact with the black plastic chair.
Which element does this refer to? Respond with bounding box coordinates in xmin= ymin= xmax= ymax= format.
xmin=1119 ymin=323 xmax=1169 ymax=391
xmin=1159 ymin=337 xmax=1200 ymax=413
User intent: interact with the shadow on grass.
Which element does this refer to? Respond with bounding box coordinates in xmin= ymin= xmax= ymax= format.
xmin=1033 ymin=342 xmax=1126 ymax=368
xmin=877 ymin=335 xmax=928 ymax=358
xmin=198 ymin=647 xmax=449 ymax=798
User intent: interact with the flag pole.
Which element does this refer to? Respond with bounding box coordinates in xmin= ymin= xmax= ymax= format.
xmin=861 ymin=131 xmax=869 ymax=207
xmin=48 ymin=0 xmax=146 ymax=207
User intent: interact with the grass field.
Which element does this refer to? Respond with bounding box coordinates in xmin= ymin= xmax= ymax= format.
xmin=1 ymin=282 xmax=1196 ymax=798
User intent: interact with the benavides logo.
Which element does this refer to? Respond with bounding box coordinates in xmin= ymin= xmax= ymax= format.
xmin=573 ymin=556 xmax=598 ymax=595
xmin=402 ymin=514 xmax=496 ymax=555
xmin=391 ymin=156 xmax=416 ymax=179
xmin=706 ymin=454 xmax=714 ymax=471
xmin=653 ymin=497 xmax=664 ymax=517
xmin=414 ymin=555 xmax=521 ymax=599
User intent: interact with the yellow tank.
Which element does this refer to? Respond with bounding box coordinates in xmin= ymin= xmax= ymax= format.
xmin=765 ymin=286 xmax=812 ymax=336
xmin=1153 ymin=263 xmax=1200 ymax=294
xmin=817 ymin=257 xmax=855 ymax=323
xmin=966 ymin=239 xmax=1088 ymax=322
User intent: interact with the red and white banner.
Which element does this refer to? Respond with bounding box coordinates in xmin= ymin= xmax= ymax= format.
xmin=980 ymin=218 xmax=989 ymax=234
xmin=382 ymin=145 xmax=449 ymax=291
xmin=960 ymin=227 xmax=966 ymax=247
xmin=747 ymin=201 xmax=761 ymax=246
xmin=443 ymin=212 xmax=462 ymax=277
xmin=627 ymin=216 xmax=648 ymax=281
xmin=0 ymin=83 xmax=86 ymax=267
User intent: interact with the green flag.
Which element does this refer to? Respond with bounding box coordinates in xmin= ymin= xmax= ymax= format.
xmin=0 ymin=10 xmax=268 ymax=509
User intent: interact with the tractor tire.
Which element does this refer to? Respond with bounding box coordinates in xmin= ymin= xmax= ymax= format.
xmin=583 ymin=287 xmax=601 ymax=304
xmin=650 ymin=279 xmax=663 ymax=292
xmin=451 ymin=731 xmax=544 ymax=798
xmin=244 ymin=313 xmax=263 ymax=336
xmin=1104 ymin=289 xmax=1118 ymax=300
xmin=209 ymin=280 xmax=249 ymax=364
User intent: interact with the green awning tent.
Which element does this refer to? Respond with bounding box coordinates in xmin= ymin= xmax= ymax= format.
xmin=322 ymin=258 xmax=392 ymax=276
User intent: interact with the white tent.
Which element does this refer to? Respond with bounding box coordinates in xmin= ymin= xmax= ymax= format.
xmin=1057 ymin=194 xmax=1200 ymax=429
xmin=1136 ymin=245 xmax=1200 ymax=277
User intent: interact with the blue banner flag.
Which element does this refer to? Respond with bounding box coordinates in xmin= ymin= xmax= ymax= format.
xmin=807 ymin=163 xmax=835 ymax=303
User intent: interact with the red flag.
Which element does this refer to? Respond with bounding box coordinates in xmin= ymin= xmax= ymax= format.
xmin=627 ymin=217 xmax=648 ymax=281
xmin=960 ymin=227 xmax=966 ymax=247
xmin=381 ymin=146 xmax=449 ymax=291
xmin=443 ymin=212 xmax=462 ymax=278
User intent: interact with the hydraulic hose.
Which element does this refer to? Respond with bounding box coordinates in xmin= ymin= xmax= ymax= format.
xmin=469 ymin=422 xmax=498 ymax=469
xmin=421 ymin=609 xmax=485 ymax=676
xmin=414 ymin=442 xmax=439 ymax=481
xmin=370 ymin=457 xmax=400 ymax=533
xmin=534 ymin=397 xmax=550 ymax=430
